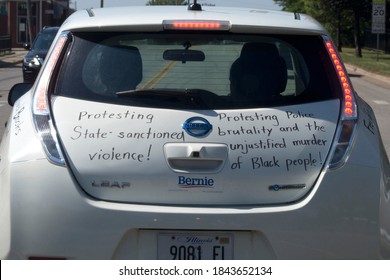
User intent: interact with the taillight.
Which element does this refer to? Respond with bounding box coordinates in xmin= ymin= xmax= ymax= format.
xmin=324 ymin=39 xmax=357 ymax=120
xmin=328 ymin=120 xmax=356 ymax=168
xmin=32 ymin=32 xmax=69 ymax=166
xmin=323 ymin=37 xmax=357 ymax=169
xmin=163 ymin=20 xmax=230 ymax=31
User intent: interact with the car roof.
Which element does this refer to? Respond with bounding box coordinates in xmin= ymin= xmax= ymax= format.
xmin=41 ymin=26 xmax=60 ymax=33
xmin=60 ymin=6 xmax=326 ymax=35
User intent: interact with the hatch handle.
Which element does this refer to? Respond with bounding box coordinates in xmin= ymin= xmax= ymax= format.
xmin=164 ymin=143 xmax=228 ymax=173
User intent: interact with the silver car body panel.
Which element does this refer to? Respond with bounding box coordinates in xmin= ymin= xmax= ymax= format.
xmin=53 ymin=97 xmax=339 ymax=205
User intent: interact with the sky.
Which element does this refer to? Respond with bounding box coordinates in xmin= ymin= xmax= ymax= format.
xmin=71 ymin=0 xmax=282 ymax=11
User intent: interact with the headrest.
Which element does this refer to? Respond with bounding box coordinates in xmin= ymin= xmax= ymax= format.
xmin=230 ymin=42 xmax=287 ymax=96
xmin=240 ymin=42 xmax=280 ymax=61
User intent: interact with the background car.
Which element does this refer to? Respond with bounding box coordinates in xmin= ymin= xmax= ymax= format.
xmin=1 ymin=2 xmax=390 ymax=259
xmin=22 ymin=26 xmax=59 ymax=83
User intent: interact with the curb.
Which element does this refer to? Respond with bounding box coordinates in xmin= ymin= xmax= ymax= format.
xmin=0 ymin=51 xmax=26 ymax=67
xmin=345 ymin=63 xmax=390 ymax=85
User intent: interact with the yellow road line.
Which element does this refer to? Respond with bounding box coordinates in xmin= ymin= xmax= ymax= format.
xmin=141 ymin=61 xmax=177 ymax=89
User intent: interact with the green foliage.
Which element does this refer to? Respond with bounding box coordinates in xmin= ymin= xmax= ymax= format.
xmin=274 ymin=0 xmax=307 ymax=12
xmin=274 ymin=0 xmax=373 ymax=57
xmin=340 ymin=48 xmax=390 ymax=77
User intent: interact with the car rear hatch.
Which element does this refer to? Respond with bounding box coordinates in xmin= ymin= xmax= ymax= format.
xmin=43 ymin=29 xmax=348 ymax=206
xmin=53 ymin=98 xmax=339 ymax=205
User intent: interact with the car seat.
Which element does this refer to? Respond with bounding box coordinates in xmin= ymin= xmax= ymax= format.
xmin=229 ymin=42 xmax=287 ymax=103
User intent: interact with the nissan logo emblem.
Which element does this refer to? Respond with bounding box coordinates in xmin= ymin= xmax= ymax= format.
xmin=182 ymin=116 xmax=213 ymax=137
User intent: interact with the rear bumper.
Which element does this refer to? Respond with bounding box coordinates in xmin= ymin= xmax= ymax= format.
xmin=1 ymin=158 xmax=388 ymax=259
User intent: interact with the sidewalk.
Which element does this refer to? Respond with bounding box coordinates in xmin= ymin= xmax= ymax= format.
xmin=0 ymin=50 xmax=27 ymax=68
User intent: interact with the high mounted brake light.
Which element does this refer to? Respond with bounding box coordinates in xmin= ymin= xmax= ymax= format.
xmin=163 ymin=20 xmax=230 ymax=31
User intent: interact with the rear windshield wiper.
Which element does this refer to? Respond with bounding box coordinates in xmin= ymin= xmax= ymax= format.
xmin=115 ymin=88 xmax=219 ymax=109
xmin=116 ymin=88 xmax=194 ymax=97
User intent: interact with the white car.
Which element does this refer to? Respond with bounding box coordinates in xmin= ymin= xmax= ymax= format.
xmin=1 ymin=2 xmax=390 ymax=260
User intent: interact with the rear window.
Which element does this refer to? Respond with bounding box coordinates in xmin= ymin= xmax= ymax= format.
xmin=54 ymin=32 xmax=341 ymax=110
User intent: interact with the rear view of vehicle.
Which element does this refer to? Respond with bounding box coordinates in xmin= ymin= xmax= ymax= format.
xmin=1 ymin=3 xmax=389 ymax=259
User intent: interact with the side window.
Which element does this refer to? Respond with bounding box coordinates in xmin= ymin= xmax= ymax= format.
xmin=279 ymin=44 xmax=309 ymax=97
xmin=82 ymin=45 xmax=143 ymax=96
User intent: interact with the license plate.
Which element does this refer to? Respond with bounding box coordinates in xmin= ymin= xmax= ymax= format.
xmin=158 ymin=232 xmax=233 ymax=260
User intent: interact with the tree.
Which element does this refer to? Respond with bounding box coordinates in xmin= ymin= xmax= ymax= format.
xmin=146 ymin=0 xmax=187 ymax=5
xmin=274 ymin=0 xmax=372 ymax=57
xmin=304 ymin=0 xmax=348 ymax=52
xmin=273 ymin=0 xmax=307 ymax=13
xmin=345 ymin=0 xmax=371 ymax=57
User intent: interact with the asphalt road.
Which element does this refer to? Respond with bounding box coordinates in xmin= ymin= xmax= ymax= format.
xmin=1 ymin=59 xmax=390 ymax=155
xmin=348 ymin=69 xmax=390 ymax=154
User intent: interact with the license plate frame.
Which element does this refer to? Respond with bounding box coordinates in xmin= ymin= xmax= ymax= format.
xmin=157 ymin=231 xmax=233 ymax=260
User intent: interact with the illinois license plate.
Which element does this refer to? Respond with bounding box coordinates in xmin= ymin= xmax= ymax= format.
xmin=158 ymin=231 xmax=233 ymax=260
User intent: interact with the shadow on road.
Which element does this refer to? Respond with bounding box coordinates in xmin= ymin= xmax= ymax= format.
xmin=348 ymin=73 xmax=363 ymax=78
xmin=0 ymin=60 xmax=22 ymax=68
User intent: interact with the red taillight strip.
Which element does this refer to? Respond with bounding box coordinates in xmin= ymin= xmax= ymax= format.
xmin=324 ymin=39 xmax=357 ymax=119
xmin=163 ymin=20 xmax=230 ymax=31
xmin=33 ymin=33 xmax=68 ymax=115
xmin=32 ymin=32 xmax=69 ymax=166
xmin=324 ymin=38 xmax=357 ymax=169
